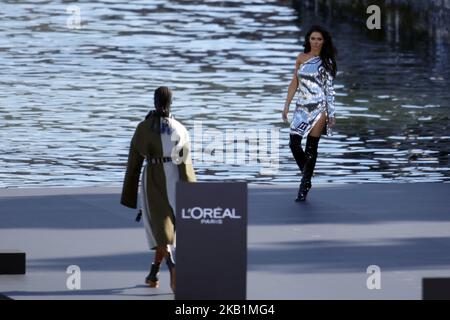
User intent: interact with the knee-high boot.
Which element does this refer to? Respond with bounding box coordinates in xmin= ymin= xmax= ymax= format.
xmin=296 ymin=135 xmax=320 ymax=202
xmin=289 ymin=134 xmax=307 ymax=173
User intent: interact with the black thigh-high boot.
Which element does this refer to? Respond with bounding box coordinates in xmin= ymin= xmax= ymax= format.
xmin=296 ymin=135 xmax=321 ymax=202
xmin=289 ymin=134 xmax=307 ymax=173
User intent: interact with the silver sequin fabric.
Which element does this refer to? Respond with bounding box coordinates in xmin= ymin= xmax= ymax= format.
xmin=290 ymin=56 xmax=335 ymax=137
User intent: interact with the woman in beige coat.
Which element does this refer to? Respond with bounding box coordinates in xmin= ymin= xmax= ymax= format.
xmin=121 ymin=86 xmax=196 ymax=293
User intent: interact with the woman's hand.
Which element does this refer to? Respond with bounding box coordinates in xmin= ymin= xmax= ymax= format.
xmin=328 ymin=116 xmax=336 ymax=128
xmin=282 ymin=107 xmax=289 ymax=124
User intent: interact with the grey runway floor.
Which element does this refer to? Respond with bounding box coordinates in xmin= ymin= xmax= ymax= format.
xmin=1 ymin=183 xmax=450 ymax=300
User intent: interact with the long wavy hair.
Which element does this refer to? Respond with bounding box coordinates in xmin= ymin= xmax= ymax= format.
xmin=303 ymin=25 xmax=337 ymax=78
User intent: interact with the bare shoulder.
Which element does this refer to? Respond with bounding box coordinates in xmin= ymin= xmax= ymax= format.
xmin=296 ymin=53 xmax=308 ymax=66
xmin=297 ymin=52 xmax=308 ymax=63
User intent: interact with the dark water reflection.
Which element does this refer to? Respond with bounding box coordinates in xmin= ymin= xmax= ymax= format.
xmin=0 ymin=0 xmax=448 ymax=187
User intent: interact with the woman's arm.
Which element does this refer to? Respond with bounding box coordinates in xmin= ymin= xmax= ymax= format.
xmin=121 ymin=125 xmax=145 ymax=209
xmin=282 ymin=53 xmax=304 ymax=123
xmin=324 ymin=70 xmax=336 ymax=128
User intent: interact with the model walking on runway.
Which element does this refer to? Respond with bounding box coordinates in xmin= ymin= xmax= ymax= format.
xmin=121 ymin=86 xmax=196 ymax=293
xmin=282 ymin=25 xmax=337 ymax=201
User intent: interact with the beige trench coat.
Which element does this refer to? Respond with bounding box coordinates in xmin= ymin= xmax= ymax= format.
xmin=121 ymin=113 xmax=196 ymax=247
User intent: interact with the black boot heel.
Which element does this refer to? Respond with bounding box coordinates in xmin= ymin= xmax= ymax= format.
xmin=296 ymin=180 xmax=311 ymax=202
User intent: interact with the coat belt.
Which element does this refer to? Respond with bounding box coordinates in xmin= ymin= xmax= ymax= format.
xmin=146 ymin=157 xmax=173 ymax=165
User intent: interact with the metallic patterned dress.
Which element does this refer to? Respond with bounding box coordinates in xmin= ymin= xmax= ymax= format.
xmin=290 ymin=56 xmax=335 ymax=137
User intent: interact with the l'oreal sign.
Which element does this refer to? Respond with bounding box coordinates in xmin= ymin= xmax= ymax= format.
xmin=181 ymin=207 xmax=241 ymax=224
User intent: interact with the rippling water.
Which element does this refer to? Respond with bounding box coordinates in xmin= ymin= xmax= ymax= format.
xmin=1 ymin=0 xmax=449 ymax=187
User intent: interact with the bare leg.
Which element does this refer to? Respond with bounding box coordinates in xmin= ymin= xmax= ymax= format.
xmin=165 ymin=245 xmax=176 ymax=293
xmin=154 ymin=246 xmax=166 ymax=264
xmin=309 ymin=112 xmax=327 ymax=138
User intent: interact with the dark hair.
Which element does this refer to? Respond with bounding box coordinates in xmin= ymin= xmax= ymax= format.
xmin=303 ymin=25 xmax=337 ymax=78
xmin=153 ymin=86 xmax=172 ymax=117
